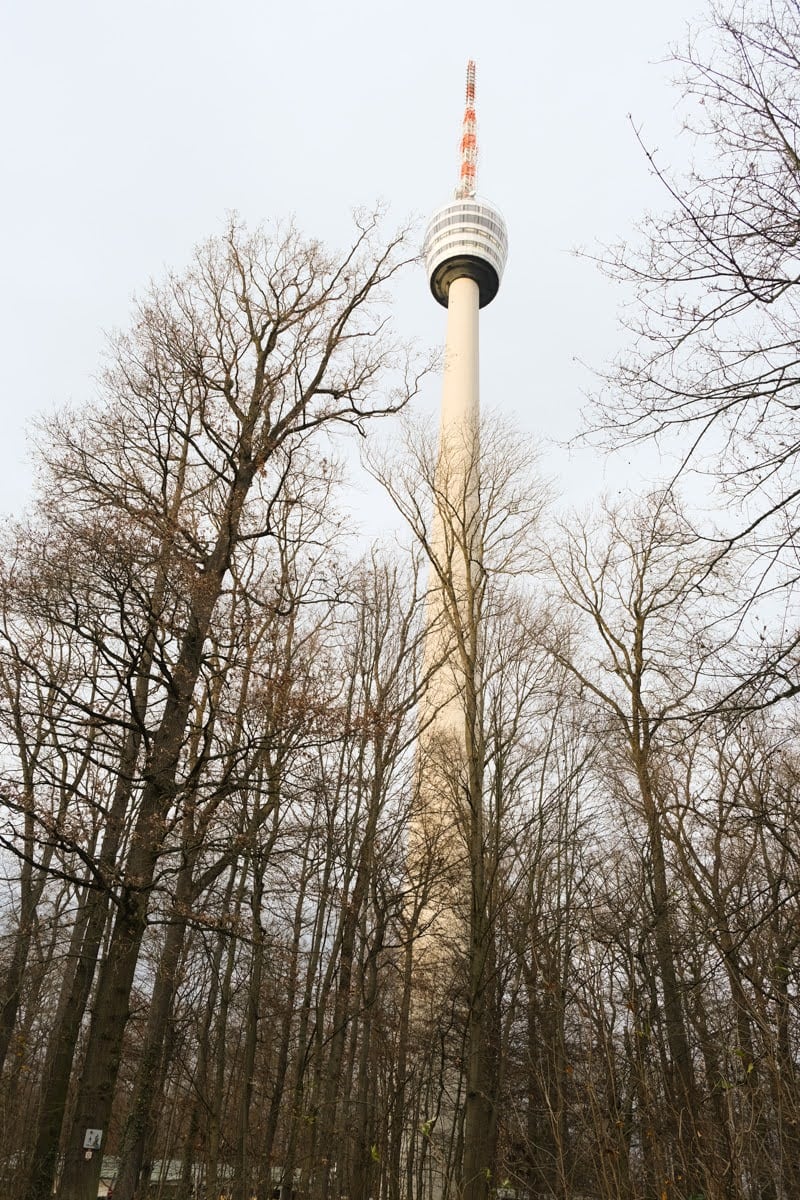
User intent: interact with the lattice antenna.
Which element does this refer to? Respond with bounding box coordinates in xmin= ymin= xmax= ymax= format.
xmin=455 ymin=60 xmax=477 ymax=199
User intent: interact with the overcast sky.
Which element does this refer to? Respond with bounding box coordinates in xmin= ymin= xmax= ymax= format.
xmin=0 ymin=0 xmax=712 ymax=529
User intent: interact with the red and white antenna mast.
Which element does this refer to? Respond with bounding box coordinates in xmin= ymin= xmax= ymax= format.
xmin=455 ymin=59 xmax=477 ymax=199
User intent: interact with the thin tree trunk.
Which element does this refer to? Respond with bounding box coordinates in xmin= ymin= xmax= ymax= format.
xmin=260 ymin=835 xmax=313 ymax=1185
xmin=113 ymin=858 xmax=194 ymax=1200
xmin=387 ymin=931 xmax=415 ymax=1200
xmin=348 ymin=899 xmax=386 ymax=1200
xmin=233 ymin=863 xmax=265 ymax=1200
xmin=177 ymin=864 xmax=237 ymax=1200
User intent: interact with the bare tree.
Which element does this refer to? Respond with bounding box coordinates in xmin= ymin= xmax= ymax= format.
xmin=0 ymin=213 xmax=420 ymax=1200
xmin=541 ymin=491 xmax=744 ymax=1197
xmin=590 ymin=1 xmax=800 ymax=608
xmin=369 ymin=415 xmax=548 ymax=1200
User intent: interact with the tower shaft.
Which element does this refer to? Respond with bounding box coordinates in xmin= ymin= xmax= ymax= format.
xmin=424 ymin=273 xmax=481 ymax=741
xmin=413 ymin=275 xmax=482 ymax=952
xmin=439 ymin=275 xmax=480 ymax=444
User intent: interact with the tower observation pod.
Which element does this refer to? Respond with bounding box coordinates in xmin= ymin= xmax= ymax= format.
xmin=424 ymin=198 xmax=508 ymax=308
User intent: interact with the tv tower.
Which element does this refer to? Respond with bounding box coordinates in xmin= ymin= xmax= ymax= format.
xmin=413 ymin=63 xmax=508 ymax=964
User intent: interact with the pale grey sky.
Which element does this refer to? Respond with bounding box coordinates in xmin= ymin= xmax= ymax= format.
xmin=0 ymin=0 xmax=710 ymax=523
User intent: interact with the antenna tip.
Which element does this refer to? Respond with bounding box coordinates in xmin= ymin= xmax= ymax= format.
xmin=457 ymin=60 xmax=478 ymax=198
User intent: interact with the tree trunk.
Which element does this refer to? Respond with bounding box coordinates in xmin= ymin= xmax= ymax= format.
xmin=387 ymin=931 xmax=415 ymax=1200
xmin=347 ymin=901 xmax=385 ymax=1200
xmin=233 ymin=862 xmax=265 ymax=1200
xmin=260 ymin=839 xmax=313 ymax=1186
xmin=25 ymin=717 xmax=145 ymax=1200
xmin=112 ymin=860 xmax=194 ymax=1200
xmin=177 ymin=865 xmax=237 ymax=1200
xmin=461 ymin=675 xmax=495 ymax=1200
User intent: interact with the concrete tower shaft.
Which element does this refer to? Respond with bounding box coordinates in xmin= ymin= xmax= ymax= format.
xmin=419 ymin=269 xmax=481 ymax=745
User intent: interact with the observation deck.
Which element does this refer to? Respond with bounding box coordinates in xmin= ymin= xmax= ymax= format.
xmin=424 ymin=197 xmax=508 ymax=308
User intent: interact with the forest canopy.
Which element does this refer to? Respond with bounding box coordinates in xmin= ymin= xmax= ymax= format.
xmin=3 ymin=6 xmax=800 ymax=1200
